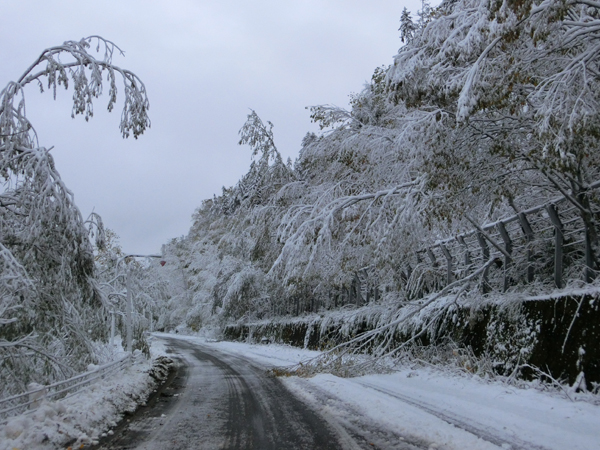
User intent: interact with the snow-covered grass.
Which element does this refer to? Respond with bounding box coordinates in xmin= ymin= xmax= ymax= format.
xmin=0 ymin=336 xmax=170 ymax=450
xmin=173 ymin=334 xmax=600 ymax=450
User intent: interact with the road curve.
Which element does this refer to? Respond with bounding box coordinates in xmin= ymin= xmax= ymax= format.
xmin=100 ymin=337 xmax=344 ymax=450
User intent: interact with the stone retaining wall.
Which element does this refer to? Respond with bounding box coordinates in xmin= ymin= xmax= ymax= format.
xmin=224 ymin=293 xmax=600 ymax=388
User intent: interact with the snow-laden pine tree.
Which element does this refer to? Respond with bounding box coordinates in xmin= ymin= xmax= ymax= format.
xmin=156 ymin=111 xmax=295 ymax=329
xmin=0 ymin=37 xmax=150 ymax=396
xmin=399 ymin=8 xmax=417 ymax=43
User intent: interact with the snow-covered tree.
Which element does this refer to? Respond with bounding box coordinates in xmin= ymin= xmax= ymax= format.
xmin=400 ymin=8 xmax=417 ymax=43
xmin=236 ymin=110 xmax=293 ymax=209
xmin=0 ymin=37 xmax=150 ymax=396
xmin=387 ymin=0 xmax=600 ymax=266
xmin=157 ymin=0 xmax=600 ymax=349
xmin=417 ymin=0 xmax=434 ymax=28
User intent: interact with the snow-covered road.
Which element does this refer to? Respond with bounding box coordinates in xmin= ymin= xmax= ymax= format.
xmin=102 ymin=336 xmax=343 ymax=449
xmin=147 ymin=334 xmax=599 ymax=450
xmin=4 ymin=333 xmax=597 ymax=449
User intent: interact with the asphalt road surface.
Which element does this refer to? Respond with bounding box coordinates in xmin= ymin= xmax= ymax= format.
xmin=99 ymin=337 xmax=345 ymax=450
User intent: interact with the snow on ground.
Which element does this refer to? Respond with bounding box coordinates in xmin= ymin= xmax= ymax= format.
xmin=2 ymin=332 xmax=598 ymax=449
xmin=0 ymin=337 xmax=168 ymax=450
xmin=169 ymin=333 xmax=600 ymax=450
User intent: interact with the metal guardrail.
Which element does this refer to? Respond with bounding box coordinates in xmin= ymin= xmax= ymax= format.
xmin=0 ymin=354 xmax=133 ymax=423
xmin=411 ymin=187 xmax=600 ymax=294
xmin=271 ymin=183 xmax=600 ymax=315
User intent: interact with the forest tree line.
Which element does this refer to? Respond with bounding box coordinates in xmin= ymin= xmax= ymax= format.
xmin=156 ymin=0 xmax=600 ymax=331
xmin=2 ymin=0 xmax=600 ymax=396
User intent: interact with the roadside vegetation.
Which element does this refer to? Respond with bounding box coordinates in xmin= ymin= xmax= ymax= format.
xmin=154 ymin=0 xmax=600 ymax=389
xmin=3 ymin=0 xmax=600 ymax=399
xmin=0 ymin=37 xmax=150 ymax=398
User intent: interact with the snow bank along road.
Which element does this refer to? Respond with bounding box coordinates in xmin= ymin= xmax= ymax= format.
xmin=102 ymin=334 xmax=600 ymax=450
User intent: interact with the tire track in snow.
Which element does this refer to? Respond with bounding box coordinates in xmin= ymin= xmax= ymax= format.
xmin=101 ymin=338 xmax=346 ymax=449
xmin=357 ymin=380 xmax=550 ymax=450
xmin=287 ymin=378 xmax=437 ymax=450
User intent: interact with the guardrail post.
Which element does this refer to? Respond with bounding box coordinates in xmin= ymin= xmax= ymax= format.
xmin=457 ymin=236 xmax=471 ymax=266
xmin=440 ymin=244 xmax=453 ymax=285
xmin=476 ymin=232 xmax=491 ymax=293
xmin=497 ymin=222 xmax=513 ymax=292
xmin=110 ymin=311 xmax=116 ymax=346
xmin=406 ymin=263 xmax=413 ymax=280
xmin=546 ymin=204 xmax=564 ymax=288
xmin=426 ymin=248 xmax=438 ymax=267
xmin=415 ymin=251 xmax=423 ymax=264
xmin=353 ymin=273 xmax=361 ymax=306
xmin=518 ymin=212 xmax=535 ymax=283
xmin=359 ymin=269 xmax=369 ymax=304
xmin=27 ymin=383 xmax=47 ymax=410
xmin=585 ymin=226 xmax=595 ymax=283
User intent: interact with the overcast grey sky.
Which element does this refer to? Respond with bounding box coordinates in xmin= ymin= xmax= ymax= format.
xmin=2 ymin=0 xmax=425 ymax=254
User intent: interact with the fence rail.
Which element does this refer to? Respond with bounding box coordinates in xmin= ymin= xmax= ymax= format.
xmin=412 ymin=187 xmax=600 ymax=295
xmin=0 ymin=354 xmax=133 ymax=423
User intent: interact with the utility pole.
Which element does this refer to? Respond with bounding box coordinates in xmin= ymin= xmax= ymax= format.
xmin=126 ymin=267 xmax=134 ymax=353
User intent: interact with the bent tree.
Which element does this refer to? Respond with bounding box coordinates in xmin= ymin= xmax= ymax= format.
xmin=0 ymin=37 xmax=150 ymax=396
xmin=387 ymin=0 xmax=600 ymax=270
xmin=300 ymin=0 xmax=600 ymax=371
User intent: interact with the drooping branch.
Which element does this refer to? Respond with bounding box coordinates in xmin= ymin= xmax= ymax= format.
xmin=270 ymin=180 xmax=422 ymax=281
xmin=0 ymin=36 xmax=150 ymax=150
